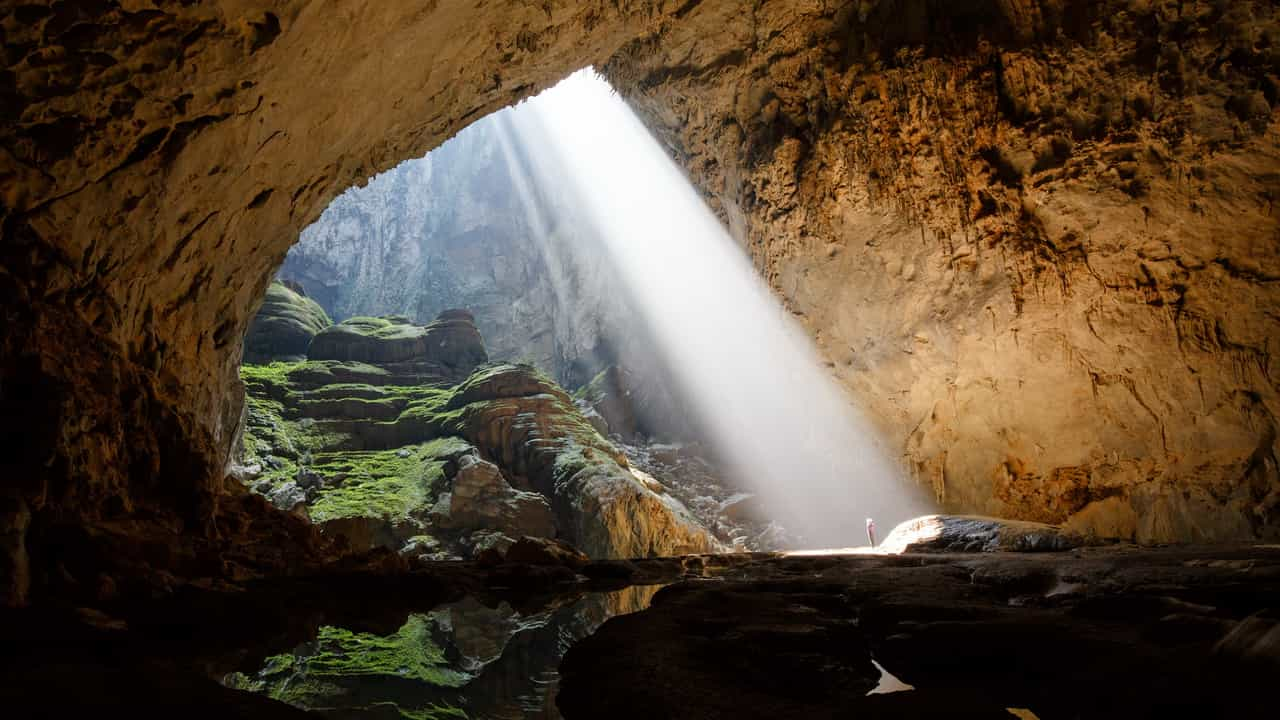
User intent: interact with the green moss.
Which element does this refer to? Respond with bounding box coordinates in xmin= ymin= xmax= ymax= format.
xmin=270 ymin=676 xmax=347 ymax=707
xmin=261 ymin=281 xmax=331 ymax=328
xmin=287 ymin=359 xmax=392 ymax=389
xmin=573 ymin=367 xmax=611 ymax=403
xmin=399 ymin=704 xmax=470 ymax=720
xmin=240 ymin=392 xmax=299 ymax=486
xmin=307 ymin=615 xmax=468 ymax=687
xmin=334 ymin=316 xmax=424 ymax=340
xmin=241 ymin=361 xmax=301 ymax=400
xmin=307 ymin=438 xmax=467 ymax=522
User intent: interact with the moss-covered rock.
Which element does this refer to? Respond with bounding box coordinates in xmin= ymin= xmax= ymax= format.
xmin=238 ymin=350 xmax=717 ymax=560
xmin=243 ymin=281 xmax=332 ymax=363
xmin=308 ymin=311 xmax=487 ymax=382
xmin=436 ymin=363 xmax=720 ymax=558
xmin=230 ymin=613 xmax=470 ymax=717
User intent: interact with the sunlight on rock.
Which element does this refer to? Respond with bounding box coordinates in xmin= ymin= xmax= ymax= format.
xmin=493 ymin=69 xmax=933 ymax=547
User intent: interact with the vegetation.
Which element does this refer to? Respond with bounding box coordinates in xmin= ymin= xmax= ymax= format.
xmin=306 ymin=615 xmax=468 ymax=686
xmin=228 ymin=614 xmax=471 ymax=718
xmin=332 ymin=315 xmax=425 ymax=340
xmin=307 ymin=438 xmax=469 ymax=522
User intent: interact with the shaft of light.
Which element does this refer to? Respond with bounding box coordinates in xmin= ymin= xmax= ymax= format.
xmin=500 ymin=69 xmax=932 ymax=547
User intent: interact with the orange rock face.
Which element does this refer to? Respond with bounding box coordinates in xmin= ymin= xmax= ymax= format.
xmin=1 ymin=1 xmax=1277 ymax=605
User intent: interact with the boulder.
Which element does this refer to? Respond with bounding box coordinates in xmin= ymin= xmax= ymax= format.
xmin=879 ymin=514 xmax=1085 ymax=554
xmin=308 ymin=311 xmax=488 ymax=381
xmin=243 ymin=281 xmax=332 ymax=363
xmin=426 ymin=309 xmax=490 ymax=374
xmin=429 ymin=455 xmax=556 ymax=540
xmin=503 ymin=536 xmax=590 ymax=568
xmin=308 ymin=316 xmax=432 ymax=364
xmin=268 ymin=482 xmax=308 ymax=514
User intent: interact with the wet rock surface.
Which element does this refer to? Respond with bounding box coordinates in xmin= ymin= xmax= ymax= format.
xmin=1 ymin=545 xmax=1276 ymax=717
xmin=238 ymin=303 xmax=717 ymax=562
xmin=558 ymin=544 xmax=1280 ymax=719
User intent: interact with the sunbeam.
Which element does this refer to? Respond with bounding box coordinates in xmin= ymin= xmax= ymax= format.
xmin=498 ymin=69 xmax=934 ymax=547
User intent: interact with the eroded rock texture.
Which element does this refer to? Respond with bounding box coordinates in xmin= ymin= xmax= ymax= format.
xmin=605 ymin=0 xmax=1280 ymax=543
xmin=1 ymin=1 xmax=1277 ymax=605
xmin=242 ymin=281 xmax=329 ymax=364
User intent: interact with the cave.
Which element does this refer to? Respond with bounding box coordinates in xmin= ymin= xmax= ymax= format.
xmin=1 ymin=1 xmax=1278 ymax=717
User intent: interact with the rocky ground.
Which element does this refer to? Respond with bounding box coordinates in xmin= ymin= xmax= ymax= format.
xmin=558 ymin=542 xmax=1280 ymax=719
xmin=236 ymin=285 xmax=717 ymax=561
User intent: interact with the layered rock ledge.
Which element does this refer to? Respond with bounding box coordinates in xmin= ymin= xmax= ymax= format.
xmin=239 ymin=306 xmax=717 ymax=561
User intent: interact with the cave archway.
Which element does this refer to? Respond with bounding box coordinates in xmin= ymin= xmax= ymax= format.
xmin=3 ymin=1 xmax=1278 ymax=606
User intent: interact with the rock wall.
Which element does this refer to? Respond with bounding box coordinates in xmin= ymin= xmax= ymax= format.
xmin=278 ymin=113 xmax=630 ymax=388
xmin=1 ymin=0 xmax=1277 ymax=604
xmin=603 ymin=0 xmax=1280 ymax=543
xmin=0 ymin=0 xmax=693 ymax=606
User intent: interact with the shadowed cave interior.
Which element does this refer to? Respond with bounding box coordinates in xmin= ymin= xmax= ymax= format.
xmin=1 ymin=2 xmax=1279 ymax=718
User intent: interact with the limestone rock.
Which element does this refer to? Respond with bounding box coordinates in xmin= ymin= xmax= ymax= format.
xmin=607 ymin=1 xmax=1280 ymax=544
xmin=0 ymin=494 xmax=31 ymax=608
xmin=429 ymin=455 xmax=556 ymax=540
xmin=242 ymin=281 xmax=332 ymax=364
xmin=268 ymin=482 xmax=309 ymax=516
xmin=308 ymin=312 xmax=487 ymax=382
xmin=438 ymin=363 xmax=722 ymax=558
xmin=879 ymin=514 xmax=1085 ymax=554
xmin=4 ymin=0 xmax=1276 ymax=608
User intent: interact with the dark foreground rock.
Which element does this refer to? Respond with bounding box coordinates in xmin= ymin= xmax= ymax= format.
xmin=557 ymin=544 xmax=1280 ymax=719
xmin=1 ymin=545 xmax=1277 ymax=717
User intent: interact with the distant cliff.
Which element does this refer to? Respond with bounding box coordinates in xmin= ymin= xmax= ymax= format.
xmin=281 ymin=112 xmax=632 ymax=390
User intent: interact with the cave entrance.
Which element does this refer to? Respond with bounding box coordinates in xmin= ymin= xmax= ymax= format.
xmin=235 ymin=69 xmax=932 ymax=566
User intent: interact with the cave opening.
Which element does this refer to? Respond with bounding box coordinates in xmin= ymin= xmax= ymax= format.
xmin=219 ymin=70 xmax=945 ymax=716
xmin=237 ymin=68 xmax=932 ymax=566
xmin=3 ymin=2 xmax=1278 ymax=717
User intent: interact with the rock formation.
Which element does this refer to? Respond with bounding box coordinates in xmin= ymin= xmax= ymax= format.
xmin=278 ymin=113 xmax=635 ymax=388
xmin=307 ymin=311 xmax=488 ymax=383
xmin=1 ymin=1 xmax=1277 ymax=606
xmin=557 ymin=545 xmax=1280 ymax=719
xmin=237 ymin=306 xmax=716 ymax=560
xmin=604 ymin=1 xmax=1280 ymax=543
xmin=242 ymin=281 xmax=331 ymax=364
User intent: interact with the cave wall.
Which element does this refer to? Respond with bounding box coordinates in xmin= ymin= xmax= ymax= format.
xmin=0 ymin=0 xmax=686 ymax=606
xmin=604 ymin=0 xmax=1280 ymax=542
xmin=1 ymin=0 xmax=1277 ymax=604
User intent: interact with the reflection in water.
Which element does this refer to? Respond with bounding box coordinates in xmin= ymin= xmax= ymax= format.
xmin=866 ymin=660 xmax=914 ymax=695
xmin=225 ymin=586 xmax=662 ymax=719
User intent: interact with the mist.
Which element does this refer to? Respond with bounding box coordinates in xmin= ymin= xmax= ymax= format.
xmin=496 ymin=69 xmax=933 ymax=548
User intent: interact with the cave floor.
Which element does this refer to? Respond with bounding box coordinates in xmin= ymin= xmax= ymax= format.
xmin=2 ymin=545 xmax=1277 ymax=718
